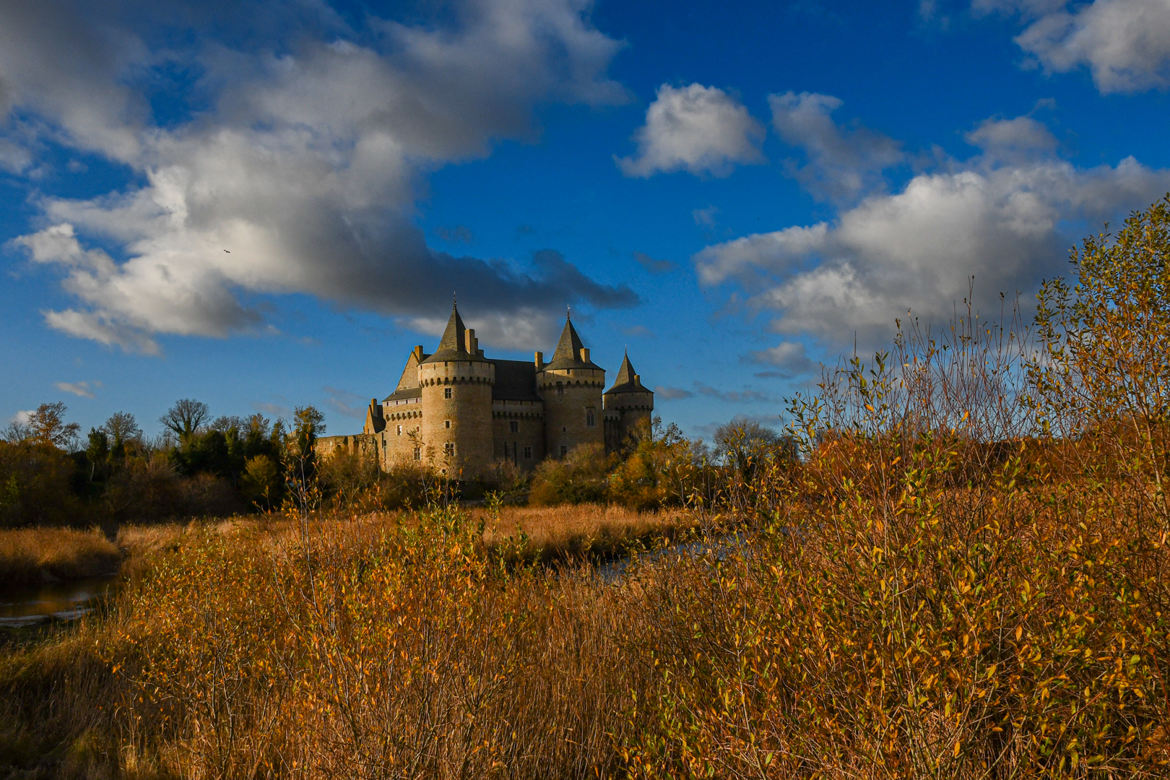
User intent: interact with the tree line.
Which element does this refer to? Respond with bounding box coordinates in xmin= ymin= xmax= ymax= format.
xmin=0 ymin=400 xmax=325 ymax=527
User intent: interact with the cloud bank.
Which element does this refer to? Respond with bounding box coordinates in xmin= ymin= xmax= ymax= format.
xmin=1 ymin=0 xmax=633 ymax=353
xmin=696 ymin=105 xmax=1170 ymax=350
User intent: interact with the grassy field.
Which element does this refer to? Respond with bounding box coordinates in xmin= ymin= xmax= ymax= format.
xmin=0 ymin=503 xmax=699 ymax=596
xmin=0 ymin=528 xmax=120 ymax=589
xmin=0 ymin=475 xmax=1166 ymax=777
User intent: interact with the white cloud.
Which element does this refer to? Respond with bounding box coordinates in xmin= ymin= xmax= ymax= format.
xmin=0 ymin=137 xmax=32 ymax=174
xmin=55 ymin=381 xmax=96 ymax=398
xmin=403 ymin=306 xmax=562 ymax=352
xmin=43 ymin=309 xmax=162 ymax=355
xmin=696 ymin=110 xmax=1170 ymax=351
xmin=695 ymin=223 xmax=830 ymax=286
xmin=1 ymin=0 xmax=633 ymax=354
xmin=966 ymin=115 xmax=1058 ymax=158
xmin=769 ymin=92 xmax=903 ymax=202
xmin=616 ymin=83 xmax=764 ymax=177
xmin=984 ymin=0 xmax=1170 ymax=93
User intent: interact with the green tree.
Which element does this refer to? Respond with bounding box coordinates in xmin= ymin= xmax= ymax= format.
xmin=529 ymin=442 xmax=612 ymax=506
xmin=241 ymin=454 xmax=282 ymax=511
xmin=284 ymin=406 xmax=325 ymax=518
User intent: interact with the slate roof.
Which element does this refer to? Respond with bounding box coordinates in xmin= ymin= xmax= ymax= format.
xmin=383 ymin=387 xmax=422 ymax=403
xmin=543 ymin=316 xmax=602 ymax=370
xmin=605 ymin=352 xmax=651 ymax=395
xmin=421 ymin=302 xmax=486 ymax=364
xmin=490 ymin=359 xmax=541 ymax=401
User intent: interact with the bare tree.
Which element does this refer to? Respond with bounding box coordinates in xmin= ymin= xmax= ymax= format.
xmin=160 ymin=399 xmax=210 ymax=440
xmin=102 ymin=411 xmax=142 ymax=445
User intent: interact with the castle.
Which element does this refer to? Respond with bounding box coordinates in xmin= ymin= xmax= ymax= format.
xmin=318 ymin=303 xmax=654 ymax=478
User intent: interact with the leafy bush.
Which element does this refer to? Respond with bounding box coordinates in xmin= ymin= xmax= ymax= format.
xmin=528 ymin=442 xmax=613 ymax=506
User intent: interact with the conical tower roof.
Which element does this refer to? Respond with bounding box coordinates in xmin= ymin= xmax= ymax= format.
xmin=605 ymin=351 xmax=650 ymax=394
xmin=421 ymin=301 xmax=485 ymax=363
xmin=544 ymin=314 xmax=601 ymax=370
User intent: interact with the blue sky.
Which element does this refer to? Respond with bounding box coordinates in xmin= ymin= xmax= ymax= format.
xmin=2 ymin=0 xmax=1169 ymax=442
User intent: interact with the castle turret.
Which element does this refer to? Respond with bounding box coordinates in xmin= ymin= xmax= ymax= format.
xmin=603 ymin=351 xmax=654 ymax=451
xmin=417 ymin=302 xmax=495 ymax=478
xmin=537 ymin=314 xmax=605 ymax=458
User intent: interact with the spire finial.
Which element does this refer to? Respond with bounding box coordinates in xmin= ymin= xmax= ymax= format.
xmin=452 ymin=291 xmax=457 ymax=309
xmin=566 ymin=304 xmax=571 ymax=321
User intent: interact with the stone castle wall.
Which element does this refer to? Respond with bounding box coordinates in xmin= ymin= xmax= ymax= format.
xmin=539 ymin=366 xmax=605 ymax=458
xmin=419 ymin=358 xmax=495 ymax=478
xmin=491 ymin=399 xmax=545 ymax=468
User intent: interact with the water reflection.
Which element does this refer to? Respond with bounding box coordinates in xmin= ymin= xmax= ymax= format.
xmin=596 ymin=532 xmax=751 ymax=582
xmin=0 ymin=576 xmax=116 ymax=627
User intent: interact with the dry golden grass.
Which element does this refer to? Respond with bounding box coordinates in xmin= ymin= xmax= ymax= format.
xmin=0 ymin=527 xmax=120 ymax=588
xmin=476 ymin=502 xmax=700 ymax=560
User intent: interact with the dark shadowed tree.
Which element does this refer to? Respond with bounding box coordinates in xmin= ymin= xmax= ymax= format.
xmin=102 ymin=411 xmax=142 ymax=460
xmin=210 ymin=415 xmax=244 ymax=434
xmin=285 ymin=405 xmax=325 ymax=518
xmin=160 ymin=399 xmax=210 ymax=441
xmin=102 ymin=411 xmax=142 ymax=445
xmin=714 ymin=417 xmax=780 ymax=472
xmin=85 ymin=428 xmax=110 ymax=482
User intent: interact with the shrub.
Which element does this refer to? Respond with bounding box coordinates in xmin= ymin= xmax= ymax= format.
xmin=528 ymin=442 xmax=612 ymax=506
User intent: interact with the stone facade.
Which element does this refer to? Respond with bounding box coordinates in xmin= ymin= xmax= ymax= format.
xmin=318 ymin=303 xmax=654 ymax=479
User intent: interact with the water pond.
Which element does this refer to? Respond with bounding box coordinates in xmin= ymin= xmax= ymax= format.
xmin=0 ymin=575 xmax=118 ymax=628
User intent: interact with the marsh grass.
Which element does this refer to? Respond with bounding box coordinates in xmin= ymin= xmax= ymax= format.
xmin=476 ymin=502 xmax=702 ymax=563
xmin=0 ymin=527 xmax=120 ymax=588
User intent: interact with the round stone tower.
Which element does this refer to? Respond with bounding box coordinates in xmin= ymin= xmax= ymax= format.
xmin=538 ymin=315 xmax=605 ymax=458
xmin=418 ymin=302 xmax=495 ymax=479
xmin=603 ymin=351 xmax=655 ymax=451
